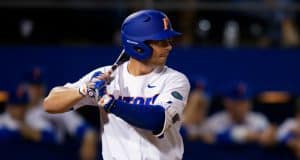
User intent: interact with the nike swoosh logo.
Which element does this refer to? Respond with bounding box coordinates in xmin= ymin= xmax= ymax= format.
xmin=147 ymin=84 xmax=156 ymax=88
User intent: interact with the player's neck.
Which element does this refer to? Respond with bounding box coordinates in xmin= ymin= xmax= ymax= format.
xmin=127 ymin=58 xmax=155 ymax=76
xmin=230 ymin=115 xmax=246 ymax=124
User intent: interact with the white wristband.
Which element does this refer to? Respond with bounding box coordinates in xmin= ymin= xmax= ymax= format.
xmin=78 ymin=84 xmax=88 ymax=96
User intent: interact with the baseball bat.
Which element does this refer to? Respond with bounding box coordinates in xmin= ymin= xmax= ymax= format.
xmin=102 ymin=49 xmax=129 ymax=83
xmin=110 ymin=49 xmax=129 ymax=73
xmin=93 ymin=49 xmax=129 ymax=101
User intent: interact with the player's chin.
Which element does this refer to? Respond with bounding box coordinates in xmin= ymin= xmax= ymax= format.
xmin=155 ymin=58 xmax=167 ymax=66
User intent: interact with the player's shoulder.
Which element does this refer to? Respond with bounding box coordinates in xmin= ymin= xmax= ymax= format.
xmin=0 ymin=112 xmax=12 ymax=120
xmin=248 ymin=112 xmax=268 ymax=122
xmin=89 ymin=65 xmax=112 ymax=75
xmin=163 ymin=66 xmax=190 ymax=84
xmin=164 ymin=66 xmax=186 ymax=78
xmin=0 ymin=113 xmax=19 ymax=129
xmin=211 ymin=111 xmax=228 ymax=119
xmin=280 ymin=118 xmax=296 ymax=128
xmin=277 ymin=118 xmax=297 ymax=139
xmin=204 ymin=111 xmax=229 ymax=132
xmin=207 ymin=111 xmax=228 ymax=124
xmin=0 ymin=113 xmax=7 ymax=123
xmin=84 ymin=65 xmax=112 ymax=79
xmin=247 ymin=112 xmax=269 ymax=128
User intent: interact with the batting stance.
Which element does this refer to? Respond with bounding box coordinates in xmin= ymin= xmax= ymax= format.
xmin=44 ymin=9 xmax=190 ymax=160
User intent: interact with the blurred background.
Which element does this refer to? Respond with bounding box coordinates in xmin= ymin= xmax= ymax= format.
xmin=1 ymin=0 xmax=300 ymax=159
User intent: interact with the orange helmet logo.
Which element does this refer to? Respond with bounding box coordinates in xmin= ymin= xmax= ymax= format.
xmin=163 ymin=17 xmax=170 ymax=30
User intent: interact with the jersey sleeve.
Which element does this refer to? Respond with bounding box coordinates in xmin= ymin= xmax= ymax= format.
xmin=27 ymin=113 xmax=54 ymax=131
xmin=277 ymin=119 xmax=296 ymax=144
xmin=30 ymin=118 xmax=60 ymax=144
xmin=252 ymin=113 xmax=270 ymax=132
xmin=64 ymin=66 xmax=111 ymax=110
xmin=152 ymin=73 xmax=190 ymax=137
xmin=204 ymin=112 xmax=227 ymax=134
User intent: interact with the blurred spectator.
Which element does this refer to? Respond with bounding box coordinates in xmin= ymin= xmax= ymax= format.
xmin=0 ymin=87 xmax=58 ymax=144
xmin=181 ymin=77 xmax=213 ymax=143
xmin=231 ymin=0 xmax=299 ymax=47
xmin=277 ymin=98 xmax=300 ymax=158
xmin=205 ymin=81 xmax=276 ymax=145
xmin=23 ymin=67 xmax=98 ymax=160
xmin=182 ymin=86 xmax=214 ymax=143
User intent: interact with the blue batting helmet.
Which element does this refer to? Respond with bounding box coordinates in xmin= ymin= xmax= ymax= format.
xmin=121 ymin=9 xmax=181 ymax=61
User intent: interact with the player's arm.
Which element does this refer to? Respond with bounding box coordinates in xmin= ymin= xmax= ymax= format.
xmin=279 ymin=127 xmax=300 ymax=157
xmin=44 ymin=86 xmax=84 ymax=113
xmin=99 ymin=75 xmax=190 ymax=136
xmin=212 ymin=115 xmax=272 ymax=144
xmin=100 ymin=97 xmax=166 ymax=135
xmin=44 ymin=68 xmax=109 ymax=113
xmin=258 ymin=124 xmax=277 ymax=146
xmin=277 ymin=120 xmax=300 ymax=154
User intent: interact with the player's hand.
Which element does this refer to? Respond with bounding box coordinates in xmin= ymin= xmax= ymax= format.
xmin=79 ymin=71 xmax=108 ymax=101
xmin=245 ymin=131 xmax=260 ymax=142
xmin=98 ymin=94 xmax=116 ymax=112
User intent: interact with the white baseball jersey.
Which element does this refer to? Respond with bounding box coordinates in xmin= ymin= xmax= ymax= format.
xmin=64 ymin=61 xmax=190 ymax=160
xmin=0 ymin=111 xmax=57 ymax=141
xmin=182 ymin=121 xmax=208 ymax=137
xmin=205 ymin=111 xmax=269 ymax=135
xmin=26 ymin=101 xmax=89 ymax=142
xmin=26 ymin=103 xmax=58 ymax=133
xmin=0 ymin=113 xmax=21 ymax=131
xmin=277 ymin=118 xmax=299 ymax=142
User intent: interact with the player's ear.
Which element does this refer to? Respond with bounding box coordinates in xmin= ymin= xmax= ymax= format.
xmin=144 ymin=40 xmax=156 ymax=52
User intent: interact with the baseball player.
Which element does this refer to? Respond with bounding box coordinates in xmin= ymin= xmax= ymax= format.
xmin=44 ymin=9 xmax=190 ymax=160
xmin=205 ymin=81 xmax=276 ymax=145
xmin=0 ymin=88 xmax=58 ymax=144
xmin=24 ymin=67 xmax=98 ymax=160
xmin=277 ymin=99 xmax=300 ymax=158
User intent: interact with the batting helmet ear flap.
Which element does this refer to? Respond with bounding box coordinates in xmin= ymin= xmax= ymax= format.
xmin=122 ymin=39 xmax=153 ymax=61
xmin=134 ymin=47 xmax=143 ymax=53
